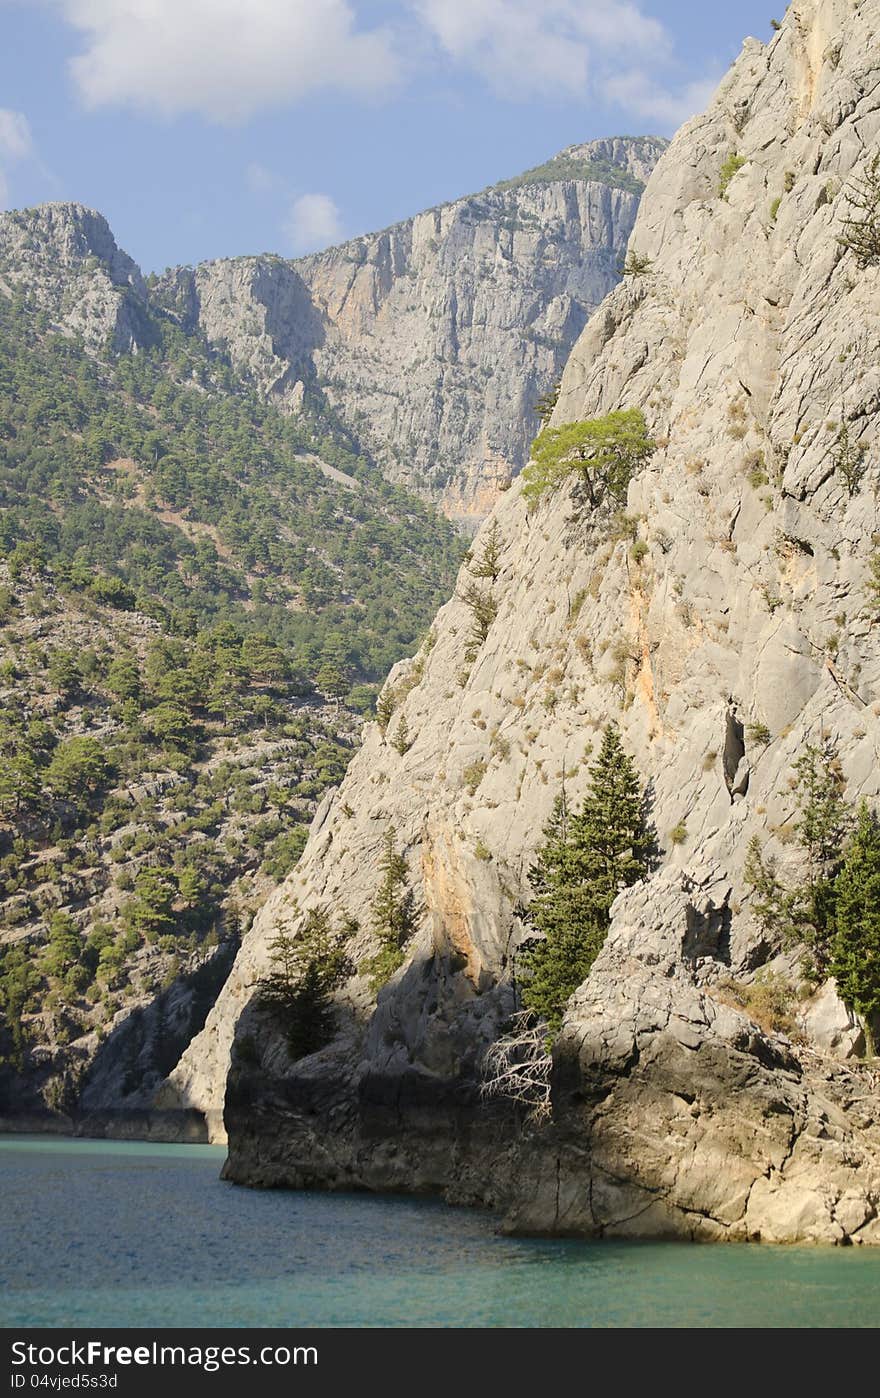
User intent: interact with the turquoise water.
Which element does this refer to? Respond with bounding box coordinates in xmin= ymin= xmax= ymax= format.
xmin=2 ymin=1135 xmax=879 ymax=1328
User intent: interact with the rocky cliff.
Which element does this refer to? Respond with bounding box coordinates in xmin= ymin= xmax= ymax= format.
xmin=165 ymin=0 xmax=880 ymax=1242
xmin=156 ymin=138 xmax=665 ymax=524
xmin=0 ymin=203 xmax=154 ymax=352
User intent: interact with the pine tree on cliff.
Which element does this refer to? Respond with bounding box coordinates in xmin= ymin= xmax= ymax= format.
xmin=258 ymin=905 xmax=348 ymax=1060
xmin=359 ymin=826 xmax=419 ymax=992
xmin=519 ymin=726 xmax=653 ymax=1035
xmin=830 ymin=801 xmax=880 ymax=1054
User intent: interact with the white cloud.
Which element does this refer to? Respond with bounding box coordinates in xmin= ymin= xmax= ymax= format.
xmin=47 ymin=0 xmax=722 ymax=138
xmin=0 ymin=108 xmax=32 ymax=210
xmin=601 ymin=70 xmax=720 ymax=128
xmin=283 ymin=193 xmax=343 ymax=254
xmin=60 ymin=0 xmax=400 ymax=122
xmin=412 ymin=0 xmax=670 ymax=99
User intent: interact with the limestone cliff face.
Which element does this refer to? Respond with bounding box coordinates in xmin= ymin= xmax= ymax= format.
xmin=157 ymin=138 xmax=665 ymax=524
xmin=167 ymin=0 xmax=880 ymax=1241
xmin=0 ymin=203 xmax=153 ymax=352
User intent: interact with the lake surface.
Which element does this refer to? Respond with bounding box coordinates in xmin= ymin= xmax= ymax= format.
xmin=2 ymin=1136 xmax=879 ymax=1328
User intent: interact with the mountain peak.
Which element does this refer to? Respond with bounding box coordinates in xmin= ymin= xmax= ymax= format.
xmin=491 ymin=134 xmax=669 ymax=196
xmin=0 ymin=200 xmax=149 ymax=350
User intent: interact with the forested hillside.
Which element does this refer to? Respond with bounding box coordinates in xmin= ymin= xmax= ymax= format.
xmin=0 ymin=213 xmax=462 ymax=1120
xmin=0 ymin=277 xmax=462 ymax=691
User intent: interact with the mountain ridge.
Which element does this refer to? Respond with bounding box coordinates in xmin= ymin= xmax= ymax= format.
xmin=155 ymin=135 xmax=668 ymax=523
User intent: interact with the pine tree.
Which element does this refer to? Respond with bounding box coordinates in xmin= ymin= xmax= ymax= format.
xmin=838 ymin=152 xmax=880 ymax=268
xmin=830 ymin=802 xmax=880 ymax=1053
xmin=567 ymin=725 xmax=655 ymax=922
xmin=259 ymin=905 xmax=348 ymax=1060
xmin=371 ymin=826 xmax=418 ymax=948
xmin=519 ymin=727 xmax=653 ymax=1035
xmin=533 ymin=379 xmax=561 ymax=426
xmin=360 ymin=827 xmax=419 ymax=992
xmin=391 ymin=714 xmax=412 ymax=755
xmin=792 ymin=743 xmax=851 ymax=965
xmin=522 ymin=410 xmax=654 ymax=507
xmin=468 ymin=519 xmax=503 ymax=584
xmin=41 ymin=911 xmax=82 ymax=979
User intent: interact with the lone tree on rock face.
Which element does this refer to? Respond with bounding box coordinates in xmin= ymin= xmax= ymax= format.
xmin=518 ymin=725 xmax=654 ymax=1036
xmin=522 ymin=409 xmax=654 ymax=508
xmin=467 ymin=518 xmax=504 ymax=584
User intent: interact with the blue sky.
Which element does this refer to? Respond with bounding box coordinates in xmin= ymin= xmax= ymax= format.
xmin=0 ymin=1 xmax=778 ymax=272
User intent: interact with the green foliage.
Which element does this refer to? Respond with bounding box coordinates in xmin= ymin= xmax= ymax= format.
xmin=518 ymin=727 xmax=654 ymax=1035
xmin=260 ymin=826 xmax=309 ymax=881
xmin=41 ymin=911 xmax=82 ymax=980
xmin=0 ymin=748 xmax=40 ymax=817
xmin=745 ymin=745 xmax=851 ymax=971
xmin=668 ymin=822 xmax=688 ymax=846
xmin=0 ymin=944 xmax=35 ymax=1068
xmin=314 ymin=661 xmax=349 ymax=702
xmin=630 ymin=538 xmax=649 ymax=564
xmin=522 ymin=410 xmax=654 ymax=508
xmin=718 ymin=971 xmax=796 ymax=1036
xmin=493 ymin=152 xmax=648 ymax=196
xmin=46 ymin=649 xmax=82 ymax=698
xmin=793 ymin=744 xmax=850 ymax=888
xmin=719 ymin=153 xmax=746 ymax=199
xmin=358 ymin=944 xmax=406 ymax=993
xmin=832 ymin=422 xmax=867 ymax=497
xmin=44 ymin=736 xmax=108 ymax=802
xmin=459 ymin=580 xmax=498 ymax=661
xmin=121 ymin=866 xmax=176 ymax=942
xmin=533 ymin=381 xmax=561 ymax=426
xmin=106 ymin=652 xmax=142 ymax=701
xmin=837 ymin=153 xmax=880 ymax=268
xmin=829 ymin=802 xmax=880 ymax=1050
xmin=467 ymin=519 xmax=504 ymax=584
xmin=88 ymin=573 xmax=136 ymax=610
xmin=257 ymin=905 xmax=349 ymax=1060
xmin=145 ymin=700 xmax=195 ymax=752
xmin=621 ymin=250 xmax=654 ymax=277
xmin=462 ymin=759 xmax=487 ymax=795
xmin=376 ymin=688 xmax=396 ymax=734
xmin=391 ymin=714 xmax=413 ymax=756
xmin=359 ymin=827 xmax=418 ymax=992
xmin=746 ymin=721 xmax=772 ymax=746
xmin=769 ymin=196 xmax=782 ymax=222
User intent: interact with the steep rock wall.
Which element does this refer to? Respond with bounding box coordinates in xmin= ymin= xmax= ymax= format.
xmin=158 ymin=138 xmax=665 ymax=524
xmin=165 ymin=0 xmax=880 ymax=1241
xmin=0 ymin=203 xmax=154 ymax=352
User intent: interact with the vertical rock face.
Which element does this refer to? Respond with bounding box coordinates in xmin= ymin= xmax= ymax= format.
xmin=167 ymin=0 xmax=880 ymax=1241
xmin=157 ymin=138 xmax=665 ymax=524
xmin=0 ymin=203 xmax=153 ymax=352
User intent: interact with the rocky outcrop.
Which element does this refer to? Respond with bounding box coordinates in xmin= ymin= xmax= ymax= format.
xmin=510 ymin=873 xmax=880 ymax=1243
xmin=157 ymin=138 xmax=666 ymax=524
xmin=167 ymin=0 xmax=880 ymax=1242
xmin=0 ymin=203 xmax=154 ymax=351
